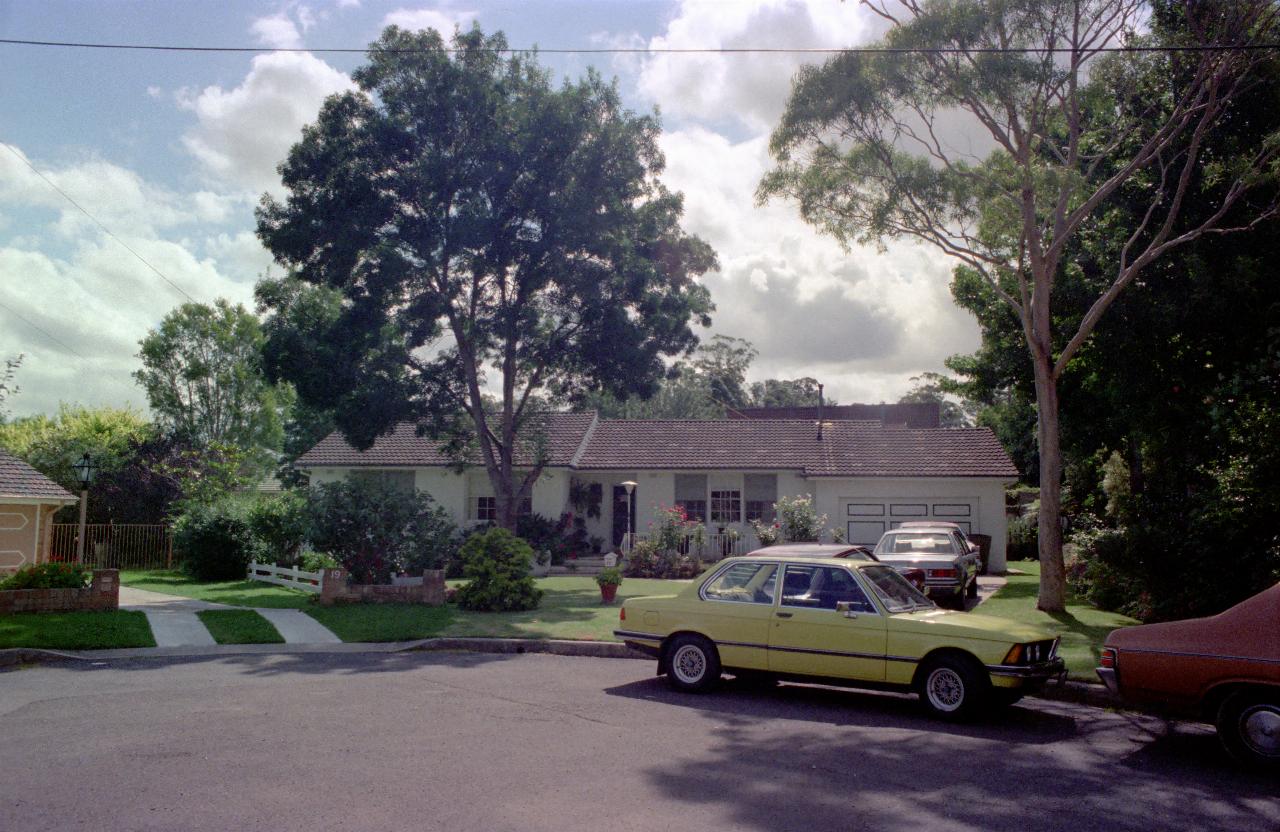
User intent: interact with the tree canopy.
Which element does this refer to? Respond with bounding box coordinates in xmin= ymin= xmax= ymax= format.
xmin=760 ymin=0 xmax=1280 ymax=610
xmin=135 ymin=299 xmax=289 ymax=464
xmin=256 ymin=26 xmax=717 ymax=528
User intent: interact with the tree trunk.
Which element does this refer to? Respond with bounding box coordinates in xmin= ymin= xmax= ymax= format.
xmin=1032 ymin=354 xmax=1066 ymax=613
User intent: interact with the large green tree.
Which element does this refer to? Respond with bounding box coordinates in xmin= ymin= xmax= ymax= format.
xmin=760 ymin=0 xmax=1280 ymax=610
xmin=256 ymin=26 xmax=717 ymax=530
xmin=135 ymin=299 xmax=289 ymax=462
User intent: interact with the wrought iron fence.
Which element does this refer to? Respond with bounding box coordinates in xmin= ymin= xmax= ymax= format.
xmin=50 ymin=524 xmax=174 ymax=570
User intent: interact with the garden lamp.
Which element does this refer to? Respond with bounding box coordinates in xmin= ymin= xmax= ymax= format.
xmin=621 ymin=481 xmax=637 ymax=551
xmin=72 ymin=453 xmax=97 ymax=563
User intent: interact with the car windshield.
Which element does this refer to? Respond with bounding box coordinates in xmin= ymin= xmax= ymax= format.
xmin=861 ymin=565 xmax=935 ymax=612
xmin=874 ymin=533 xmax=955 ymax=555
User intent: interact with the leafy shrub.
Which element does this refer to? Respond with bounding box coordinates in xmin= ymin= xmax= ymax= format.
xmin=1007 ymin=515 xmax=1039 ymax=560
xmin=174 ymin=498 xmax=256 ymax=581
xmin=307 ymin=478 xmax=459 ymax=584
xmin=776 ymin=494 xmax=826 ymax=542
xmin=299 ymin=549 xmax=339 ymax=572
xmin=516 ymin=512 xmax=593 ymax=564
xmin=623 ymin=538 xmax=700 ymax=579
xmin=0 ymin=562 xmax=91 ymax=590
xmin=453 ymin=527 xmax=543 ymax=612
xmin=247 ymin=491 xmax=310 ymax=566
xmin=750 ymin=519 xmax=781 ymax=547
xmin=595 ymin=567 xmax=624 ymax=587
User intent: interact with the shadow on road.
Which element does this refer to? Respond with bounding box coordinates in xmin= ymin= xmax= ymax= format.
xmin=607 ymin=675 xmax=1278 ymax=832
xmin=64 ymin=649 xmax=520 ymax=677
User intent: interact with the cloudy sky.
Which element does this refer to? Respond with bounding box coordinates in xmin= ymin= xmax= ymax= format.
xmin=0 ymin=0 xmax=979 ymax=418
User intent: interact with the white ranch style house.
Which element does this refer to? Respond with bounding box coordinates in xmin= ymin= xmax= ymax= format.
xmin=296 ymin=406 xmax=1020 ymax=571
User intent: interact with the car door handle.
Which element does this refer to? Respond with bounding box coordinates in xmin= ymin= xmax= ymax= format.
xmin=775 ymin=611 xmax=793 ymax=618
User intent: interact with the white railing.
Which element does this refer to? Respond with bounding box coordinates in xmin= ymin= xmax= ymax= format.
xmin=625 ymin=531 xmax=753 ymax=561
xmin=247 ymin=561 xmax=323 ymax=593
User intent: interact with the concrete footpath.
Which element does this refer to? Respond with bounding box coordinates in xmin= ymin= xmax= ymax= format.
xmin=118 ymin=586 xmax=341 ymax=647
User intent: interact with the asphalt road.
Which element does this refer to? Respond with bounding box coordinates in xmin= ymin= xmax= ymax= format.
xmin=0 ymin=652 xmax=1275 ymax=832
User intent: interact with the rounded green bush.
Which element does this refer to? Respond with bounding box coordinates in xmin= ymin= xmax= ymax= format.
xmin=454 ymin=527 xmax=543 ymax=612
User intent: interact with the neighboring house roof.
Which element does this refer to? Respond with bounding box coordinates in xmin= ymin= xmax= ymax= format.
xmin=0 ymin=449 xmax=77 ymax=502
xmin=296 ymin=412 xmax=598 ymax=469
xmin=297 ymin=412 xmax=1018 ymax=479
xmin=729 ymin=403 xmax=941 ymax=428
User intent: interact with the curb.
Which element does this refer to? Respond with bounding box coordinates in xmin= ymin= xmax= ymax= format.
xmin=1031 ymin=678 xmax=1116 ymax=709
xmin=402 ymin=637 xmax=649 ymax=660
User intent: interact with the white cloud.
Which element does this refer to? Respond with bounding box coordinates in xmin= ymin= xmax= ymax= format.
xmin=383 ymin=6 xmax=477 ymax=34
xmin=178 ymin=51 xmax=353 ymax=195
xmin=637 ymin=0 xmax=877 ymax=133
xmin=657 ymin=127 xmax=978 ymax=405
xmin=250 ymin=14 xmax=304 ymax=49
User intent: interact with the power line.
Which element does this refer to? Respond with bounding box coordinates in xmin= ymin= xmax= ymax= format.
xmin=2 ymin=144 xmax=198 ymax=304
xmin=0 ymin=297 xmax=86 ymax=359
xmin=2 ymin=37 xmax=1279 ymax=55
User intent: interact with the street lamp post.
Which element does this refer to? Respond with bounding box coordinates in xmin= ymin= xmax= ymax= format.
xmin=621 ymin=481 xmax=637 ymax=552
xmin=72 ymin=453 xmax=97 ymax=564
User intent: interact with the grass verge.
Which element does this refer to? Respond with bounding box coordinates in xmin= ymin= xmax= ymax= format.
xmin=121 ymin=570 xmax=313 ymax=609
xmin=304 ymin=604 xmax=455 ymax=642
xmin=981 ymin=561 xmax=1138 ymax=681
xmin=196 ymin=610 xmax=285 ymax=644
xmin=0 ymin=610 xmax=156 ymax=650
xmin=301 ymin=577 xmax=685 ymax=643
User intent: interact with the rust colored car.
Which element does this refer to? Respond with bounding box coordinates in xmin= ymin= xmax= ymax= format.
xmin=1096 ymin=584 xmax=1280 ymax=768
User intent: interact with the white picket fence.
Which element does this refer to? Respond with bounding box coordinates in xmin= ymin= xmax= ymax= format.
xmin=247 ymin=561 xmax=323 ymax=593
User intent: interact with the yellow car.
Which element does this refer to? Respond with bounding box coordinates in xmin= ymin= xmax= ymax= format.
xmin=615 ymin=554 xmax=1064 ymax=719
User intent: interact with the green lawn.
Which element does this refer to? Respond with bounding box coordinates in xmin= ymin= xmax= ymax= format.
xmin=301 ymin=577 xmax=684 ymax=643
xmin=0 ymin=610 xmax=156 ymax=650
xmin=981 ymin=561 xmax=1138 ymax=681
xmin=196 ymin=610 xmax=285 ymax=644
xmin=120 ymin=570 xmax=314 ymax=609
xmin=444 ymin=577 xmax=683 ymax=641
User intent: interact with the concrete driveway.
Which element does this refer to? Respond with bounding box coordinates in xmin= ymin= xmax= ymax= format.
xmin=0 ymin=652 xmax=1273 ymax=832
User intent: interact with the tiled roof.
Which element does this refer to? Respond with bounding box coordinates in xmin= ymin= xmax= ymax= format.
xmin=0 ymin=449 xmax=76 ymax=501
xmin=296 ymin=412 xmax=598 ymax=469
xmin=730 ymin=403 xmax=941 ymax=428
xmin=297 ymin=413 xmax=1018 ymax=479
xmin=575 ymin=419 xmax=1017 ymax=477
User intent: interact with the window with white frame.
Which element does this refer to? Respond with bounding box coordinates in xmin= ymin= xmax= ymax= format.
xmin=475 ymin=494 xmax=532 ymax=521
xmin=710 ymin=490 xmax=741 ymax=524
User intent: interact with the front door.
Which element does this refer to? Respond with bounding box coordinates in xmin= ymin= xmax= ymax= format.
xmin=612 ymin=485 xmax=636 ymax=547
xmin=768 ymin=564 xmax=887 ymax=681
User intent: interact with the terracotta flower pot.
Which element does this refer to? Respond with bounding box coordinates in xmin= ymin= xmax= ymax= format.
xmin=599 ymin=583 xmax=619 ymax=604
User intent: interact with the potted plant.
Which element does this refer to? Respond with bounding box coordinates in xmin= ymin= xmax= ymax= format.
xmin=596 ymin=567 xmax=623 ymax=604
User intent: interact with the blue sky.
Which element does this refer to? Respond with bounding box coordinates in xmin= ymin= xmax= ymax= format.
xmin=0 ymin=0 xmax=978 ymax=417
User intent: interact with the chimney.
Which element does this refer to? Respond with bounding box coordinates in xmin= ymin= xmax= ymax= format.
xmin=816 ymin=383 xmax=824 ymax=440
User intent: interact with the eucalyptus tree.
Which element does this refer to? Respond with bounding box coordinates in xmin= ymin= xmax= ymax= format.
xmin=759 ymin=0 xmax=1280 ymax=610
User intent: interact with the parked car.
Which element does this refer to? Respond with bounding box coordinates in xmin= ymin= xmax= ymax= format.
xmin=744 ymin=543 xmax=926 ymax=591
xmin=897 ymin=521 xmax=988 ymax=573
xmin=1097 ymin=583 xmax=1280 ymax=768
xmin=616 ymin=553 xmax=1063 ymax=719
xmin=872 ymin=527 xmax=980 ymax=608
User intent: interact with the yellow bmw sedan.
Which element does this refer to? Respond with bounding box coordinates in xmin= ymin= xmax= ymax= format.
xmin=615 ymin=552 xmax=1064 ymax=719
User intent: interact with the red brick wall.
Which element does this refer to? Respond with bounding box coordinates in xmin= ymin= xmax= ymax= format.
xmin=319 ymin=568 xmax=445 ymax=606
xmin=0 ymin=569 xmax=119 ymax=614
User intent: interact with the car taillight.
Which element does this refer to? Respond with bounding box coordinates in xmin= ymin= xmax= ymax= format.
xmin=619 ymin=607 xmax=626 ymax=622
xmin=1099 ymin=647 xmax=1117 ymax=669
xmin=926 ymin=568 xmax=957 ymax=578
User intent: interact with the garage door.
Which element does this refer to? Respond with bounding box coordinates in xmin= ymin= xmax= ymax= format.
xmin=843 ymin=499 xmax=977 ymax=545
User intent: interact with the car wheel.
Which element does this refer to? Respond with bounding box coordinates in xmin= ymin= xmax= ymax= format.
xmin=665 ymin=634 xmax=721 ymax=693
xmin=918 ymin=654 xmax=989 ymax=720
xmin=1217 ymin=691 xmax=1280 ymax=769
xmin=967 ymin=577 xmax=979 ymax=599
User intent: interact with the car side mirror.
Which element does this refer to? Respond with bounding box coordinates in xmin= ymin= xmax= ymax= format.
xmin=836 ymin=601 xmax=858 ymax=619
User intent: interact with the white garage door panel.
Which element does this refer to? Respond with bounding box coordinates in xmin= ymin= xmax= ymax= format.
xmin=844 ymin=497 xmax=979 ymax=542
